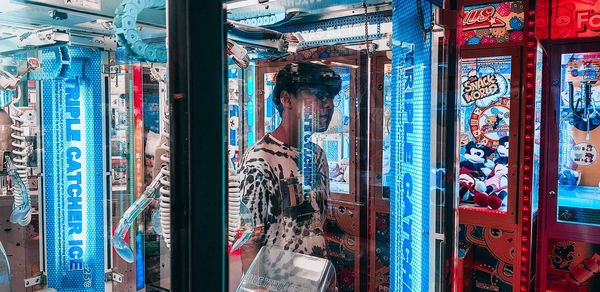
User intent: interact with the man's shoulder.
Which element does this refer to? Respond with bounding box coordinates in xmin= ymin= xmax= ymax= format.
xmin=240 ymin=135 xmax=290 ymax=168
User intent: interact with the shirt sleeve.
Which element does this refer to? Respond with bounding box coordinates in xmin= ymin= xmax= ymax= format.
xmin=239 ymin=158 xmax=273 ymax=229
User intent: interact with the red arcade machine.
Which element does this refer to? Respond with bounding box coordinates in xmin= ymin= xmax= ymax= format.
xmin=536 ymin=0 xmax=600 ymax=291
xmin=455 ymin=0 xmax=541 ymax=291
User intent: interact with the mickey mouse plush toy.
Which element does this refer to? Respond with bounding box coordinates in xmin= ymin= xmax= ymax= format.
xmin=483 ymin=163 xmax=509 ymax=209
xmin=494 ymin=136 xmax=509 ymax=165
xmin=459 ymin=141 xmax=494 ymax=203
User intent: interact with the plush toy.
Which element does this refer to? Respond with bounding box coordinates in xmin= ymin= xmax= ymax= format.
xmin=495 ymin=136 xmax=509 ymax=165
xmin=509 ymin=30 xmax=525 ymax=42
xmin=480 ymin=36 xmax=497 ymax=45
xmin=461 ymin=141 xmax=494 ymax=179
xmin=559 ymin=169 xmax=581 ymax=190
xmin=491 ymin=27 xmax=507 ymax=38
xmin=145 ymin=130 xmax=161 ymax=156
xmin=459 ymin=168 xmax=487 ymax=203
xmin=496 ymin=2 xmax=511 ymax=17
xmin=341 ymin=158 xmax=350 ymax=183
xmin=509 ymin=16 xmax=525 ymax=31
xmin=484 ymin=164 xmax=509 ymax=210
xmin=329 ymin=162 xmax=341 ymax=179
xmin=467 ymin=37 xmax=481 ymax=45
xmin=460 ymin=142 xmax=494 ymax=204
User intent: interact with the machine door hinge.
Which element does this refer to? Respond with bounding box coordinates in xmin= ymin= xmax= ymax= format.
xmin=105 ymin=270 xmax=124 ymax=283
xmin=24 ymin=274 xmax=46 ymax=287
xmin=436 ymin=8 xmax=458 ymax=29
xmin=102 ymin=65 xmax=121 ymax=75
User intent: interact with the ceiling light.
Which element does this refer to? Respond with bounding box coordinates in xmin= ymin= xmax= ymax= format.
xmin=0 ymin=0 xmax=26 ymax=13
xmin=225 ymin=0 xmax=269 ymax=10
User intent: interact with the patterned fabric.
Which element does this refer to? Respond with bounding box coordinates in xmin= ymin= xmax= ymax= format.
xmin=239 ymin=134 xmax=329 ymax=257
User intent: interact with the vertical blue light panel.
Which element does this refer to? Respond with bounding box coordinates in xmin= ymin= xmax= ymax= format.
xmin=390 ymin=0 xmax=432 ymax=291
xmin=246 ymin=63 xmax=256 ymax=146
xmin=42 ymin=46 xmax=106 ymax=291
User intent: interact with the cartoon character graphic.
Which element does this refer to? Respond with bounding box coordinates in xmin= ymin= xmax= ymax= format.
xmin=460 ymin=142 xmax=494 ymax=203
xmin=490 ymin=26 xmax=506 ymax=37
xmin=550 ymin=242 xmax=576 ymax=271
xmin=481 ymin=113 xmax=507 ymax=134
xmin=569 ymin=253 xmax=600 ymax=285
xmin=465 ymin=226 xmax=515 ymax=286
xmin=549 ymin=241 xmax=600 ymax=286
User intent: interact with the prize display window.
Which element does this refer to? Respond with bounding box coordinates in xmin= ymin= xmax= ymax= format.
xmin=555 ymin=51 xmax=600 ymax=227
xmin=457 ymin=48 xmax=521 ymax=222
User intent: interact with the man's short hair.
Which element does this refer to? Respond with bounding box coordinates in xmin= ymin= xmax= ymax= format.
xmin=273 ymin=62 xmax=342 ymax=117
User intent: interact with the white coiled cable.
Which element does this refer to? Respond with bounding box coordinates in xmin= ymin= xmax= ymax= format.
xmin=158 ymin=116 xmax=170 ymax=248
xmin=155 ymin=67 xmax=171 ymax=249
xmin=228 ymin=168 xmax=241 ymax=246
xmin=0 ymin=68 xmax=32 ymax=226
xmin=9 ymin=88 xmax=29 ymax=202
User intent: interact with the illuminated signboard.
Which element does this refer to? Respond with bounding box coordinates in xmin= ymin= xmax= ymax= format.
xmin=42 ymin=46 xmax=105 ymax=291
xmin=461 ymin=1 xmax=525 ymax=46
xmin=390 ymin=0 xmax=431 ymax=290
xmin=548 ymin=0 xmax=600 ymax=39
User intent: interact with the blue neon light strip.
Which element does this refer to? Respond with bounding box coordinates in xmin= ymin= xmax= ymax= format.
xmin=247 ymin=63 xmax=256 ymax=145
xmin=390 ymin=0 xmax=432 ymax=291
xmin=42 ymin=46 xmax=105 ymax=291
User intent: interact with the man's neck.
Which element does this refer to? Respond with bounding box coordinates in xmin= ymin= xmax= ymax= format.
xmin=271 ymin=118 xmax=299 ymax=147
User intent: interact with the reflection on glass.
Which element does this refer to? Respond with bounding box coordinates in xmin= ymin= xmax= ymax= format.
xmin=264 ymin=72 xmax=281 ymax=133
xmin=263 ymin=67 xmax=352 ymax=195
xmin=458 ymin=56 xmax=512 ymax=212
xmin=238 ymin=247 xmax=337 ymax=292
xmin=557 ymin=52 xmax=600 ymax=226
xmin=229 ymin=66 xmax=242 ymax=172
xmin=247 ymin=64 xmax=256 ymax=146
xmin=382 ymin=63 xmax=392 ymax=198
xmin=532 ymin=46 xmax=543 ymax=213
xmin=0 ymin=241 xmax=10 ymax=292
xmin=312 ymin=67 xmax=351 ymax=195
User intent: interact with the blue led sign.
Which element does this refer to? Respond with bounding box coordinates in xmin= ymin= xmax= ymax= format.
xmin=42 ymin=47 xmax=105 ymax=291
xmin=390 ymin=0 xmax=433 ymax=291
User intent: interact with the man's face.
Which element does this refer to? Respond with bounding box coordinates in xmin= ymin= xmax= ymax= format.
xmin=295 ymin=89 xmax=335 ymax=133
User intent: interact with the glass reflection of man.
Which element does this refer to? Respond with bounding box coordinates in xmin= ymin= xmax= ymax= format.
xmin=239 ymin=62 xmax=341 ymax=272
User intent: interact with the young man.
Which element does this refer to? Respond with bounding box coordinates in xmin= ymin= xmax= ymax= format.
xmin=238 ymin=62 xmax=342 ymax=271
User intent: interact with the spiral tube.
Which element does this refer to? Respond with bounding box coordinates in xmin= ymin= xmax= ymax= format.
xmin=158 ymin=77 xmax=170 ymax=249
xmin=6 ymin=85 xmax=32 ymax=226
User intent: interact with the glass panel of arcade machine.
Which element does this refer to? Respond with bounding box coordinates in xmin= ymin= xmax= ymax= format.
xmin=0 ymin=1 xmax=171 ymax=291
xmin=382 ymin=63 xmax=392 ymax=199
xmin=225 ymin=1 xmax=453 ymax=291
xmin=459 ymin=55 xmax=513 ymax=213
xmin=557 ymin=52 xmax=600 ymax=226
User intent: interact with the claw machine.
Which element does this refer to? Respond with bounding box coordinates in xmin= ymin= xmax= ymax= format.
xmin=535 ymin=0 xmax=600 ymax=290
xmin=455 ymin=0 xmax=540 ymax=290
xmin=0 ymin=0 xmax=173 ymax=291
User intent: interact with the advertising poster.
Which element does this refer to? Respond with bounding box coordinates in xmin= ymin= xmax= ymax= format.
xmin=461 ymin=1 xmax=525 ymax=46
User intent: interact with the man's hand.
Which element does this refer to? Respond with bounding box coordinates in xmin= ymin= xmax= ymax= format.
xmin=240 ymin=226 xmax=265 ymax=273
